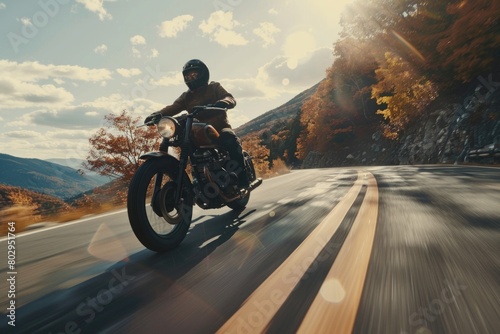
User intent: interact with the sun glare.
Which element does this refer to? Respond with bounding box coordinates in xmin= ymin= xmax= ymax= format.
xmin=283 ymin=31 xmax=317 ymax=69
xmin=306 ymin=0 xmax=357 ymax=18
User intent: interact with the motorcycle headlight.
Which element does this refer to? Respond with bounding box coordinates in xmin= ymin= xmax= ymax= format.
xmin=157 ymin=117 xmax=177 ymax=139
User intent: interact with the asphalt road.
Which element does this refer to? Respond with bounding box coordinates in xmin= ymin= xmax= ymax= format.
xmin=1 ymin=166 xmax=499 ymax=334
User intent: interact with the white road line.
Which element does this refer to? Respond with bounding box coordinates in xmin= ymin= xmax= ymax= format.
xmin=0 ymin=209 xmax=127 ymax=241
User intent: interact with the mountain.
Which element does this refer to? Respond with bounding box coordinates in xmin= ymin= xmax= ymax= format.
xmin=0 ymin=153 xmax=108 ymax=200
xmin=45 ymin=158 xmax=113 ymax=185
xmin=235 ymin=82 xmax=321 ymax=138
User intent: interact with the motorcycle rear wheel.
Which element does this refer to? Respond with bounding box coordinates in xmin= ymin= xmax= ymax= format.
xmin=127 ymin=157 xmax=192 ymax=252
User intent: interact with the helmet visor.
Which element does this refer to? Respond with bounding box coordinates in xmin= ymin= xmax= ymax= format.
xmin=184 ymin=69 xmax=199 ymax=83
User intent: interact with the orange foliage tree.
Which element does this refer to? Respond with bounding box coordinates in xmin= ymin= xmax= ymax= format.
xmin=85 ymin=110 xmax=160 ymax=183
xmin=371 ymin=52 xmax=438 ymax=138
xmin=436 ymin=0 xmax=500 ymax=83
xmin=241 ymin=134 xmax=271 ymax=177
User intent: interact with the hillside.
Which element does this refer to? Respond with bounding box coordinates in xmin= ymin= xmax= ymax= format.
xmin=0 ymin=184 xmax=70 ymax=214
xmin=234 ymin=78 xmax=499 ymax=170
xmin=46 ymin=158 xmax=113 ymax=185
xmin=235 ymin=82 xmax=321 ymax=138
xmin=0 ymin=153 xmax=108 ymax=200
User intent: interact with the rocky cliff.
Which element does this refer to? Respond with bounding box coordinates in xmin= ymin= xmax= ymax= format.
xmin=301 ymin=75 xmax=500 ymax=168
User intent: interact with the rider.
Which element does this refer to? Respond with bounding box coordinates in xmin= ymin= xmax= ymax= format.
xmin=145 ymin=59 xmax=249 ymax=189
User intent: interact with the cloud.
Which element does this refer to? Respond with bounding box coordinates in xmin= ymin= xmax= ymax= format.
xmin=130 ymin=35 xmax=146 ymax=45
xmin=228 ymin=111 xmax=250 ymax=127
xmin=46 ymin=129 xmax=94 ymax=140
xmin=4 ymin=130 xmax=43 ymax=139
xmin=19 ymin=17 xmax=32 ymax=26
xmin=199 ymin=11 xmax=248 ymax=47
xmin=268 ymin=8 xmax=278 ymax=15
xmin=283 ymin=31 xmax=317 ymax=69
xmin=259 ymin=47 xmax=333 ymax=89
xmin=158 ymin=14 xmax=194 ymax=38
xmin=76 ymin=0 xmax=112 ymax=21
xmin=0 ymin=60 xmax=112 ymax=83
xmin=132 ymin=47 xmax=141 ymax=58
xmin=0 ymin=60 xmax=113 ymax=109
xmin=130 ymin=35 xmax=147 ymax=58
xmin=84 ymin=94 xmax=163 ymax=117
xmin=0 ymin=3 xmax=6 ymax=10
xmin=116 ymin=68 xmax=142 ymax=78
xmin=149 ymin=48 xmax=159 ymax=58
xmin=253 ymin=22 xmax=280 ymax=47
xmin=220 ymin=47 xmax=333 ymax=102
xmin=26 ymin=105 xmax=110 ymax=129
xmin=220 ymin=78 xmax=269 ymax=100
xmin=0 ymin=78 xmax=74 ymax=108
xmin=149 ymin=72 xmax=183 ymax=87
xmin=94 ymin=44 xmax=108 ymax=55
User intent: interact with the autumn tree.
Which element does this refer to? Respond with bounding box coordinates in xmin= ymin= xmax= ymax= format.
xmin=371 ymin=52 xmax=438 ymax=138
xmin=290 ymin=0 xmax=500 ymax=160
xmin=241 ymin=134 xmax=271 ymax=177
xmin=436 ymin=0 xmax=500 ymax=84
xmin=85 ymin=110 xmax=160 ymax=183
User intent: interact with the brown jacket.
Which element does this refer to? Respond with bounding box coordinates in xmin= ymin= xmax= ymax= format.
xmin=158 ymin=81 xmax=236 ymax=131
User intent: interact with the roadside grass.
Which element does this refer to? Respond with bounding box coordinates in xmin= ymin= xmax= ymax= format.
xmin=0 ymin=202 xmax=123 ymax=236
xmin=0 ymin=163 xmax=291 ymax=236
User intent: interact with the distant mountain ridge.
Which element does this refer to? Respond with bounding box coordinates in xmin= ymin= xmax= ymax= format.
xmin=235 ymin=82 xmax=321 ymax=137
xmin=46 ymin=158 xmax=112 ymax=185
xmin=0 ymin=83 xmax=318 ymax=202
xmin=0 ymin=153 xmax=108 ymax=200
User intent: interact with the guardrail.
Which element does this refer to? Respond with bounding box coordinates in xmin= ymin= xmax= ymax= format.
xmin=466 ymin=143 xmax=500 ymax=163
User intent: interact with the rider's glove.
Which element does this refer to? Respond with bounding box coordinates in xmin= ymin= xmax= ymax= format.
xmin=144 ymin=113 xmax=161 ymax=125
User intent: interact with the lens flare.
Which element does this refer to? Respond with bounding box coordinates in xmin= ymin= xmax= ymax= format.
xmin=391 ymin=30 xmax=426 ymax=62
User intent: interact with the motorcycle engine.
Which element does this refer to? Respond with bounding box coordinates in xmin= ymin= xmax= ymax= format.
xmin=191 ymin=148 xmax=239 ymax=208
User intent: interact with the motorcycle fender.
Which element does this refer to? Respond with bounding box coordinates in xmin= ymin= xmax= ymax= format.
xmin=139 ymin=151 xmax=193 ymax=202
xmin=140 ymin=151 xmax=179 ymax=161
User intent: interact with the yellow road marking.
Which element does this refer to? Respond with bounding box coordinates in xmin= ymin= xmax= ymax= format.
xmin=217 ymin=171 xmax=365 ymax=334
xmin=297 ymin=172 xmax=379 ymax=333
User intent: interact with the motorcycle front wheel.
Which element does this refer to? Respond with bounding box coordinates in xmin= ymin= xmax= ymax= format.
xmin=127 ymin=157 xmax=193 ymax=252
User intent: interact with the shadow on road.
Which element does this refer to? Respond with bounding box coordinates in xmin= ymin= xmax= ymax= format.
xmin=3 ymin=208 xmax=258 ymax=334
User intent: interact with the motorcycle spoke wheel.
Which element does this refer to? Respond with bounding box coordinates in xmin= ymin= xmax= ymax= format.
xmin=128 ymin=157 xmax=192 ymax=252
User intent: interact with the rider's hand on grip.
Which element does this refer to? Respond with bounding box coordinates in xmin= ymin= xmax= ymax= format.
xmin=144 ymin=113 xmax=161 ymax=125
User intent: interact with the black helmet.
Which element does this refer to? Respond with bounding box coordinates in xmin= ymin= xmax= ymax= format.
xmin=182 ymin=59 xmax=209 ymax=91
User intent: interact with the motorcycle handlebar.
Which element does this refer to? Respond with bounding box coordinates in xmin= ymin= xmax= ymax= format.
xmin=142 ymin=105 xmax=227 ymax=127
xmin=191 ymin=105 xmax=227 ymax=116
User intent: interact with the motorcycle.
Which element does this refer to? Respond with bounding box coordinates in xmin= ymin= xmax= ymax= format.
xmin=127 ymin=106 xmax=262 ymax=252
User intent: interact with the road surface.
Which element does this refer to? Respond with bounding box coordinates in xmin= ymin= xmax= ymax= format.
xmin=1 ymin=165 xmax=499 ymax=334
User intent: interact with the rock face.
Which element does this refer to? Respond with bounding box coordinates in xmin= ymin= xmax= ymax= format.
xmin=301 ymin=76 xmax=500 ymax=168
xmin=397 ymin=78 xmax=500 ymax=165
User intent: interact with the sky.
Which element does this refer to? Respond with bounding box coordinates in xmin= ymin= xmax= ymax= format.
xmin=0 ymin=0 xmax=355 ymax=162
